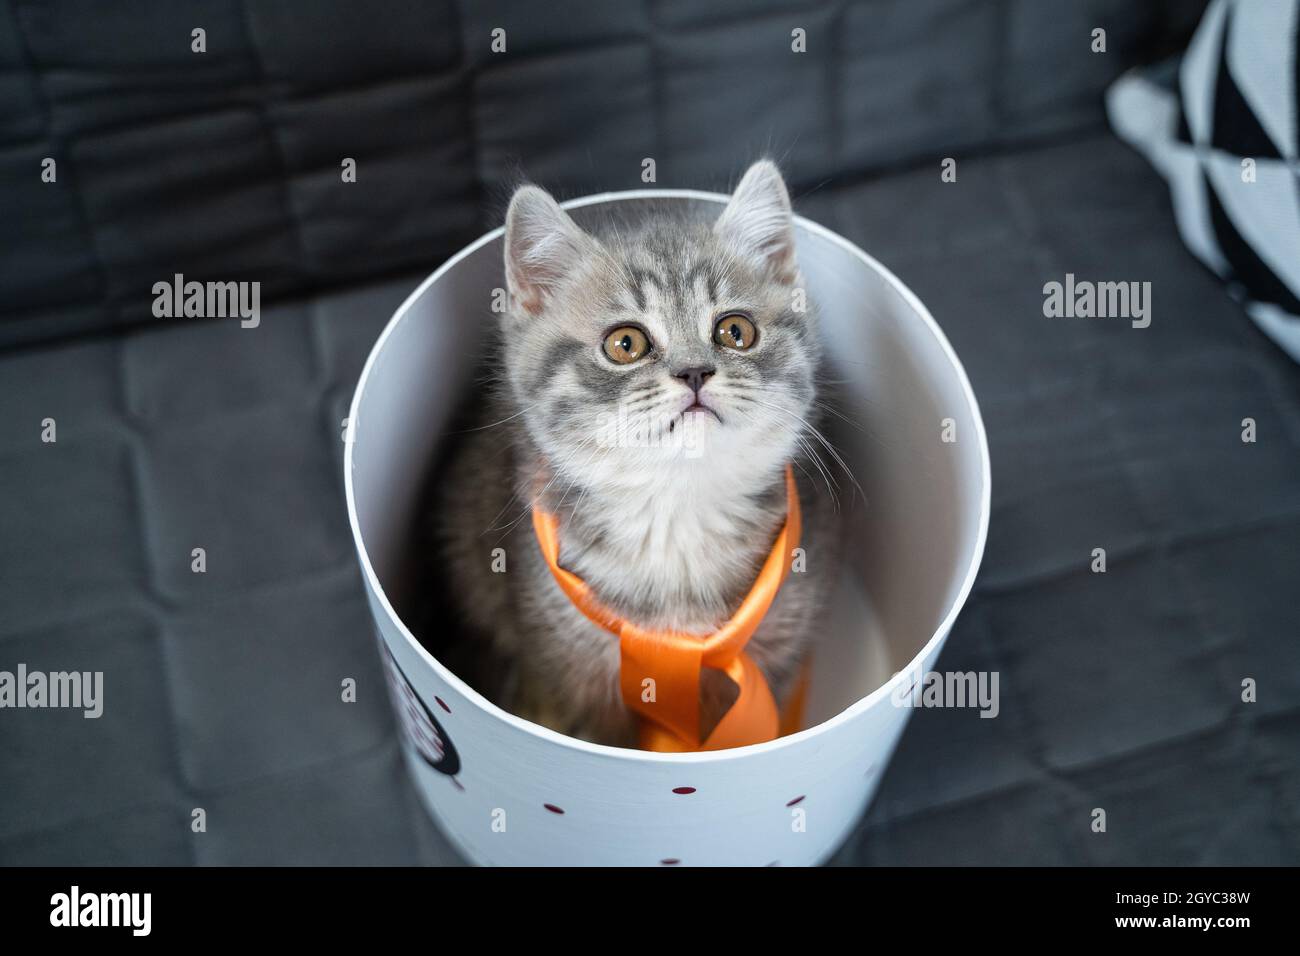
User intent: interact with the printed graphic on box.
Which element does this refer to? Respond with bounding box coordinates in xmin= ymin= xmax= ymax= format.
xmin=380 ymin=642 xmax=461 ymax=778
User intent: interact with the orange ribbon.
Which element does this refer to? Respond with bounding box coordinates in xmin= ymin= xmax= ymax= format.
xmin=531 ymin=466 xmax=803 ymax=752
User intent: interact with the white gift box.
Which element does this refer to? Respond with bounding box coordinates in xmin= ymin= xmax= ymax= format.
xmin=345 ymin=190 xmax=990 ymax=866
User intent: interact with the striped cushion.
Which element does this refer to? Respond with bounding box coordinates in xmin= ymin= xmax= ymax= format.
xmin=1107 ymin=0 xmax=1300 ymax=362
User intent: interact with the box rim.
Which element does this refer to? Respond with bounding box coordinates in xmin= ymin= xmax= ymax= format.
xmin=344 ymin=187 xmax=992 ymax=765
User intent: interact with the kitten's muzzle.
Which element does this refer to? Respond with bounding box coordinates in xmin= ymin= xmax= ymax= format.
xmin=673 ymin=365 xmax=716 ymax=394
xmin=673 ymin=365 xmax=722 ymax=422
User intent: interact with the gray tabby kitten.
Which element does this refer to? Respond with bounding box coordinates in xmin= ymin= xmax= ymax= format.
xmin=436 ymin=160 xmax=840 ymax=747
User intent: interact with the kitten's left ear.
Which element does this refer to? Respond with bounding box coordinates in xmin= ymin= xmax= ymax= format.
xmin=714 ymin=160 xmax=798 ymax=284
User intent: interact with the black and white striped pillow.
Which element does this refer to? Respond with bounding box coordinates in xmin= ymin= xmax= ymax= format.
xmin=1107 ymin=0 xmax=1300 ymax=362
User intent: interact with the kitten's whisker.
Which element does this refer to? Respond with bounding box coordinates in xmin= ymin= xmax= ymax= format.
xmin=744 ymin=395 xmax=865 ymax=507
xmin=483 ymin=435 xmax=598 ymax=537
xmin=618 ymin=395 xmax=663 ymax=415
xmin=554 ymin=443 xmax=608 ymax=514
xmin=453 ymin=405 xmax=530 ymax=433
xmin=794 ymin=433 xmax=840 ymax=511
xmin=533 ymin=439 xmax=600 ymax=506
xmin=750 ymin=384 xmax=867 ymax=437
xmin=811 ymin=399 xmax=865 ymax=432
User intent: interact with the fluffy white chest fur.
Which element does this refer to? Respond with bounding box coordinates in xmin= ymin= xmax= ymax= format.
xmin=548 ymin=437 xmax=794 ymax=634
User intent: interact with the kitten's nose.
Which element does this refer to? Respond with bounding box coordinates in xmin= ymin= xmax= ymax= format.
xmin=674 ymin=365 xmax=716 ymax=394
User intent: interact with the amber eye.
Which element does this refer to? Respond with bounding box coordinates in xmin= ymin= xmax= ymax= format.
xmin=603 ymin=325 xmax=652 ymax=364
xmin=714 ymin=313 xmax=757 ymax=350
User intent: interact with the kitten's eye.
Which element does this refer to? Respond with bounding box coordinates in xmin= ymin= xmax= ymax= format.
xmin=603 ymin=325 xmax=652 ymax=364
xmin=714 ymin=313 xmax=757 ymax=351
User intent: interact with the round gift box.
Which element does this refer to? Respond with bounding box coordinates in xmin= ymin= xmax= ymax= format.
xmin=345 ymin=189 xmax=990 ymax=866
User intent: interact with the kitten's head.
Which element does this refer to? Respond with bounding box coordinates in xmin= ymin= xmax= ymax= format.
xmin=500 ymin=160 xmax=818 ymax=487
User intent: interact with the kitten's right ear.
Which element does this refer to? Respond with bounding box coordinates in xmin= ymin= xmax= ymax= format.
xmin=504 ymin=185 xmax=594 ymax=315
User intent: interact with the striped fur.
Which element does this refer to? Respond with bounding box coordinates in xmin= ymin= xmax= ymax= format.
xmin=434 ymin=161 xmax=842 ymax=746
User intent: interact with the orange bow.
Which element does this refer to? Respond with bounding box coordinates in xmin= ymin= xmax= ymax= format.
xmin=532 ymin=466 xmax=803 ymax=752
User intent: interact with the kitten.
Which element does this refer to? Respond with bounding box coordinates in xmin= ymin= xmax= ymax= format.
xmin=435 ymin=160 xmax=841 ymax=747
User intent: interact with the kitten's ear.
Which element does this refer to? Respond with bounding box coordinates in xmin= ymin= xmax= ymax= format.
xmin=714 ymin=160 xmax=797 ymax=284
xmin=504 ymin=185 xmax=595 ymax=315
